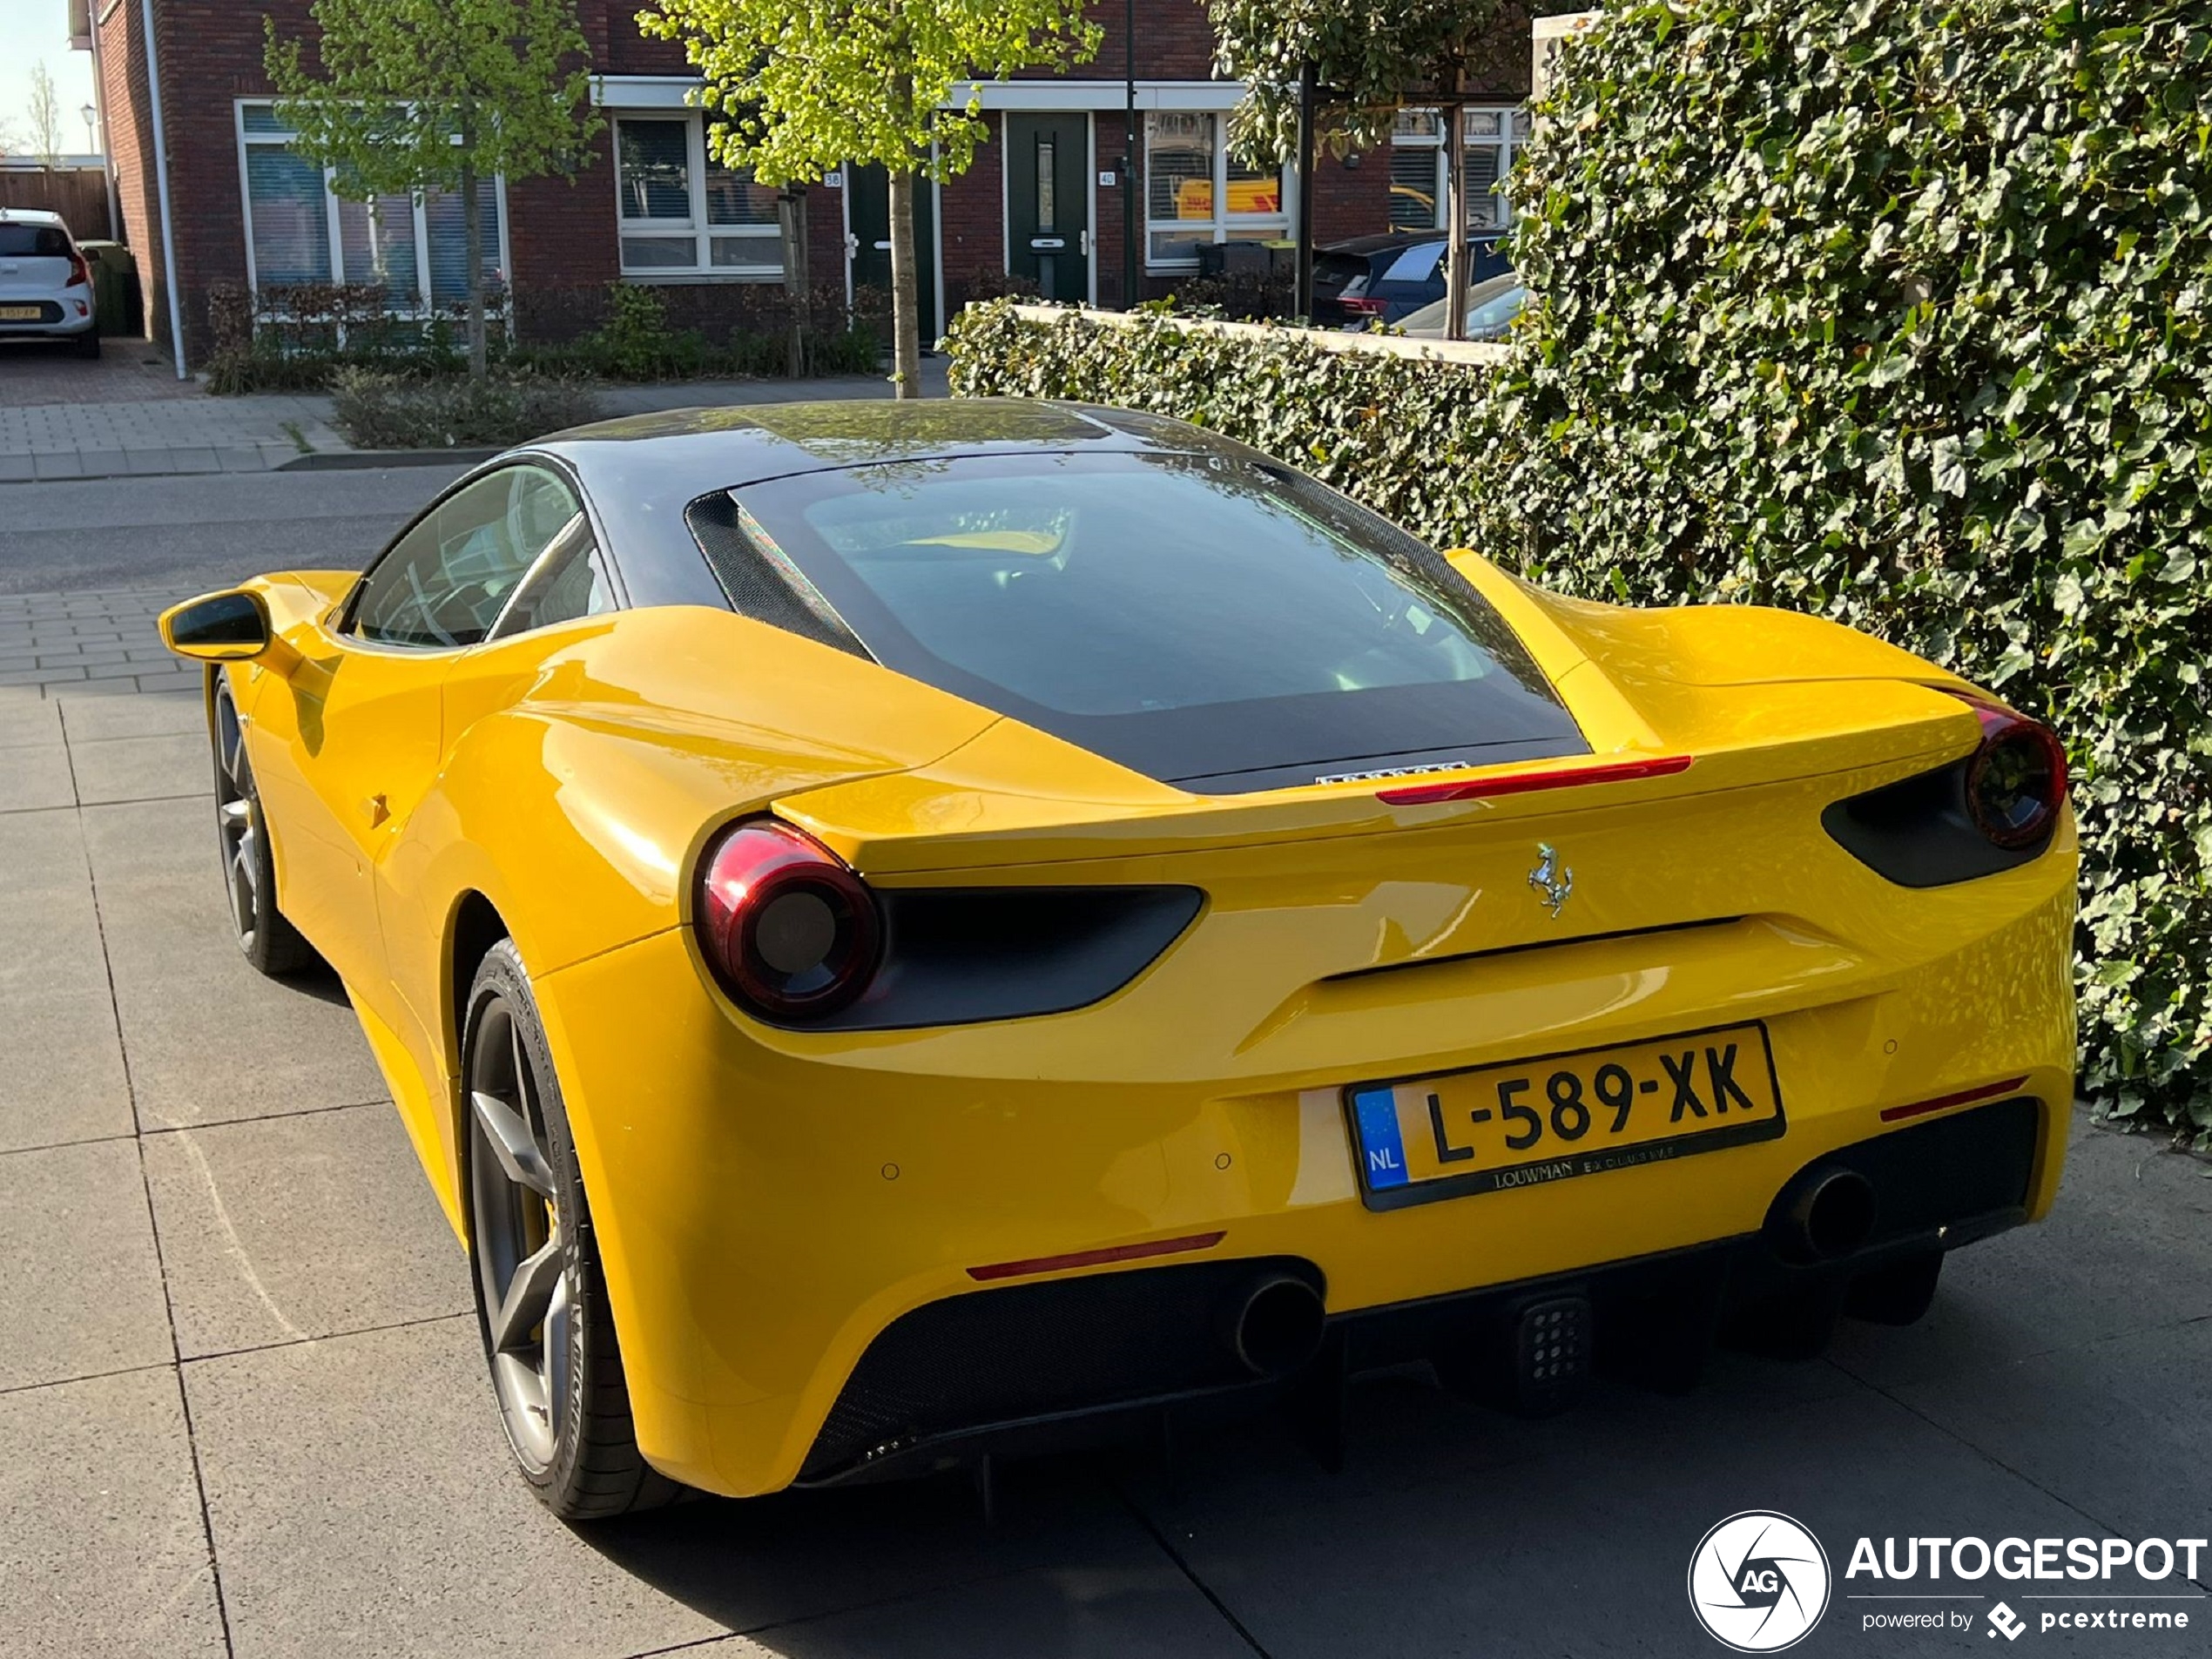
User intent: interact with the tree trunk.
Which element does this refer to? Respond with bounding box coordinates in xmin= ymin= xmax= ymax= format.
xmin=779 ymin=186 xmax=811 ymax=378
xmin=460 ymin=148 xmax=487 ymax=380
xmin=1294 ymin=64 xmax=1317 ymax=320
xmin=1443 ymin=100 xmax=1469 ymax=342
xmin=887 ymin=166 xmax=922 ymax=400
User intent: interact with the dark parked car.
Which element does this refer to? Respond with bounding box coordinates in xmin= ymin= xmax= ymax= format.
xmin=1312 ymin=233 xmax=1511 ymax=326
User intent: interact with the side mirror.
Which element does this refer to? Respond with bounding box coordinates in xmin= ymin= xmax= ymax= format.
xmin=159 ymin=589 xmax=273 ymax=663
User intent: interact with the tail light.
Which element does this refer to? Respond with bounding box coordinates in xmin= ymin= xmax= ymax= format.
xmin=695 ymin=819 xmax=881 ymax=1020
xmin=1950 ymin=692 xmax=2068 ymax=849
xmin=1338 ymin=295 xmax=1387 ymax=318
xmin=64 ymin=247 xmax=93 ymax=289
xmin=1823 ymin=690 xmax=2067 ymax=887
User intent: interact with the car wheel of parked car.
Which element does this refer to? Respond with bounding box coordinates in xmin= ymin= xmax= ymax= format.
xmin=210 ymin=679 xmax=318 ymax=977
xmin=75 ymin=329 xmax=100 ymax=360
xmin=465 ymin=940 xmax=679 ymax=1520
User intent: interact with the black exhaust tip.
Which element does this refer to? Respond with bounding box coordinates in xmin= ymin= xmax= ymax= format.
xmin=1223 ymin=1273 xmax=1326 ymax=1378
xmin=1780 ymin=1167 xmax=1878 ymax=1263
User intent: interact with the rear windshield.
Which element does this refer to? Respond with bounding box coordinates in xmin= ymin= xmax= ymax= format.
xmin=0 ymin=226 xmax=71 ymax=258
xmin=716 ymin=450 xmax=1586 ymax=793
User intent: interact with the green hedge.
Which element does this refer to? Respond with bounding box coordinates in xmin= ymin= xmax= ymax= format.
xmin=947 ymin=0 xmax=2212 ymax=1142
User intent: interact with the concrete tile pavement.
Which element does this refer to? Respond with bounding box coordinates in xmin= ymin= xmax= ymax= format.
xmin=0 ymin=665 xmax=2208 ymax=1659
xmin=0 ymin=588 xmax=202 ymax=698
xmin=0 ymin=394 xmax=343 ymax=483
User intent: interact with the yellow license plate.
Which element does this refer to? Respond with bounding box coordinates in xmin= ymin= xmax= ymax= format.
xmin=1346 ymin=1021 xmax=1785 ymax=1210
xmin=0 ymin=306 xmax=45 ymax=320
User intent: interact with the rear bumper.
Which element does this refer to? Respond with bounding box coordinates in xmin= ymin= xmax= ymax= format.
xmin=530 ymin=863 xmax=2074 ymax=1499
xmin=794 ymin=1097 xmax=2039 ymax=1484
xmin=0 ymin=300 xmax=93 ymax=337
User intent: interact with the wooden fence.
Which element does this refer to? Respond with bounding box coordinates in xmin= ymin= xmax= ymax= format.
xmin=0 ymin=165 xmax=114 ymax=241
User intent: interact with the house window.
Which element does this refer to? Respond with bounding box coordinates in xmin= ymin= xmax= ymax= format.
xmin=613 ymin=114 xmax=782 ymax=280
xmin=1143 ymin=112 xmax=1289 ymax=271
xmin=236 ymin=103 xmax=501 ymax=308
xmin=1387 ymin=106 xmax=1527 ymax=234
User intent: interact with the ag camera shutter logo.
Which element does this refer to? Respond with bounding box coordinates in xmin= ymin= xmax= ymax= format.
xmin=1689 ymin=1511 xmax=1832 ymax=1652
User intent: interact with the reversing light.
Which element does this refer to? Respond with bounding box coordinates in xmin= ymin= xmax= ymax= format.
xmin=695 ymin=819 xmax=881 ymax=1020
xmin=1948 ymin=692 xmax=2067 ymax=850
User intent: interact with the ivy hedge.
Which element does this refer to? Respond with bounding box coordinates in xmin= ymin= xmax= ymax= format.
xmin=947 ymin=0 xmax=2212 ymax=1141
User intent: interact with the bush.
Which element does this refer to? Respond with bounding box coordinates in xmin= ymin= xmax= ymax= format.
xmin=948 ymin=0 xmax=2212 ymax=1142
xmin=329 ymin=368 xmax=602 ymax=449
xmin=209 ymin=279 xmax=886 ymax=392
xmin=206 ymin=281 xmax=490 ymax=394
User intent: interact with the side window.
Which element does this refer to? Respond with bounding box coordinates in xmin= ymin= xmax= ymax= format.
xmin=349 ymin=465 xmax=582 ymax=648
xmin=489 ymin=515 xmax=620 ymax=639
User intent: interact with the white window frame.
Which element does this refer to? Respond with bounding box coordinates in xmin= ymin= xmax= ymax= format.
xmin=611 ymin=111 xmax=782 ymax=282
xmin=1389 ymin=105 xmax=1527 ymax=234
xmin=233 ymin=99 xmax=512 ymax=320
xmin=1141 ymin=111 xmax=1291 ymax=274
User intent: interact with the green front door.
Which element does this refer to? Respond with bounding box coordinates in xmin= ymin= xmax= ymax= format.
xmin=1007 ymin=113 xmax=1089 ymax=303
xmin=846 ymin=165 xmax=938 ymax=339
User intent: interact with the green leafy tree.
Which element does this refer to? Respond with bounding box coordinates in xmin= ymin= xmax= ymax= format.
xmin=266 ymin=0 xmax=603 ymax=378
xmin=641 ymin=0 xmax=1101 ymax=398
xmin=1209 ymin=0 xmax=1517 ymax=334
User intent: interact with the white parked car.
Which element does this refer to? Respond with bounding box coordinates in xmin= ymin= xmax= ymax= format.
xmin=0 ymin=208 xmax=100 ymax=359
xmin=1393 ymin=273 xmax=1528 ymax=342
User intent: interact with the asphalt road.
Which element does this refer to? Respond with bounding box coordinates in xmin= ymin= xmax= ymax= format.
xmin=2 ymin=478 xmax=2208 ymax=1659
xmin=0 ymin=465 xmax=467 ymax=596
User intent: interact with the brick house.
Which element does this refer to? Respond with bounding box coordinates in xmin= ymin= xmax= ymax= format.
xmin=79 ymin=0 xmax=1538 ymax=367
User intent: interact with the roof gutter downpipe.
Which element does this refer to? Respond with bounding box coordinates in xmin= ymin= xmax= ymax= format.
xmin=138 ymin=0 xmax=188 ymax=379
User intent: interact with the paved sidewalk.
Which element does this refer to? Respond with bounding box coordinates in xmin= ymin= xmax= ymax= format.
xmin=0 ymin=394 xmax=345 ymax=482
xmin=0 ymin=589 xmax=199 ymax=698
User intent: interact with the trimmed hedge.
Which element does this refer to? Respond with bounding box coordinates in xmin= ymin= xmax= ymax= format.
xmin=947 ymin=0 xmax=2212 ymax=1143
xmin=329 ymin=368 xmax=601 ymax=449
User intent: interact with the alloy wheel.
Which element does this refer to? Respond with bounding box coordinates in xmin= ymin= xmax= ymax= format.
xmin=213 ymin=693 xmax=261 ymax=953
xmin=468 ymin=999 xmax=574 ymax=1473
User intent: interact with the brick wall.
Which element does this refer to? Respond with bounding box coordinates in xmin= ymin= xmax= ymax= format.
xmin=158 ymin=0 xmax=303 ymax=359
xmin=1055 ymin=0 xmax=1218 ymax=83
xmin=938 ymin=123 xmax=1006 ymax=314
xmin=98 ymin=0 xmax=157 ymax=340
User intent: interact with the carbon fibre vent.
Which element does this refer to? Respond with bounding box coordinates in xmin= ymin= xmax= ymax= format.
xmin=685 ymin=493 xmax=867 ymax=657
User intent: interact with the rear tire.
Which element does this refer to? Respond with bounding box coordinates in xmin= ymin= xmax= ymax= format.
xmin=210 ymin=678 xmax=318 ymax=977
xmin=463 ymin=940 xmax=679 ymax=1521
xmin=75 ymin=329 xmax=100 ymax=360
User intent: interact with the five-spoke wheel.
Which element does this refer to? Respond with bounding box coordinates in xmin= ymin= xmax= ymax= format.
xmin=209 ymin=678 xmax=315 ymax=976
xmin=469 ymin=995 xmax=574 ymax=1473
xmin=462 ymin=940 xmax=675 ymax=1518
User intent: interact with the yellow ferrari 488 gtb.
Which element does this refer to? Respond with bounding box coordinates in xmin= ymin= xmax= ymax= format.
xmin=159 ymin=401 xmax=2076 ymax=1519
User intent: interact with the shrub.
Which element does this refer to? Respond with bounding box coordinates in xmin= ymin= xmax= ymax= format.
xmin=206 ymin=280 xmax=496 ymax=393
xmin=948 ymin=303 xmax=1503 ymax=527
xmin=948 ymin=0 xmax=2212 ymax=1142
xmin=329 ymin=368 xmax=601 ymax=449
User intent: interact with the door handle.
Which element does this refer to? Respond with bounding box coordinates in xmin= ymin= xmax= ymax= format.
xmin=1080 ymin=230 xmax=1089 ymax=256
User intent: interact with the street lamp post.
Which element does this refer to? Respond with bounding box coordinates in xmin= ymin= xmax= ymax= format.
xmin=81 ymin=104 xmax=98 ymax=156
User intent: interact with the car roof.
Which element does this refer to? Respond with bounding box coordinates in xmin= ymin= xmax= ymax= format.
xmin=509 ymin=399 xmax=1270 ymax=610
xmin=1321 ymin=233 xmax=1435 ymax=260
xmin=0 ymin=207 xmax=68 ymax=226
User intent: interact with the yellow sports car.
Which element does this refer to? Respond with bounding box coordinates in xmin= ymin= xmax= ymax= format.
xmin=159 ymin=401 xmax=2076 ymax=1520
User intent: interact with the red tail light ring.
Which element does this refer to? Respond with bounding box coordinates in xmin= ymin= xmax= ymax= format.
xmin=1948 ymin=692 xmax=2068 ymax=850
xmin=695 ymin=819 xmax=881 ymax=1020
